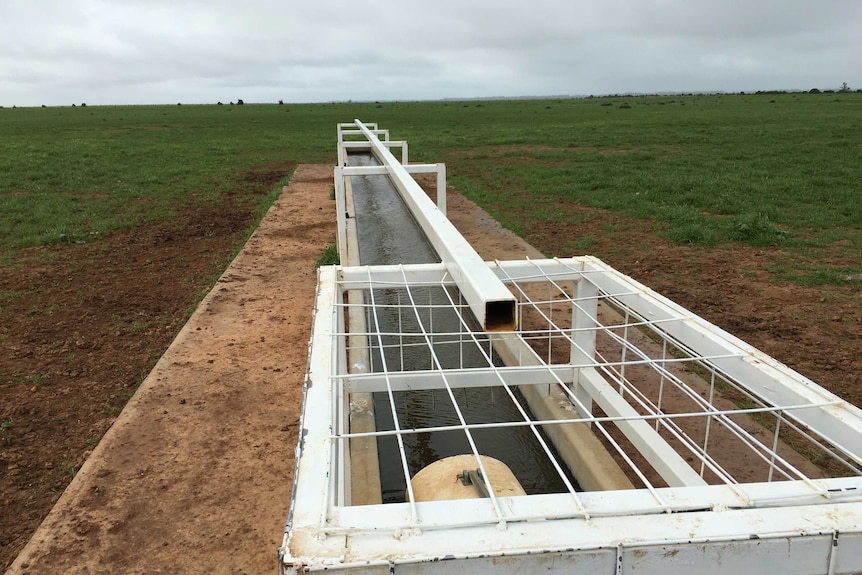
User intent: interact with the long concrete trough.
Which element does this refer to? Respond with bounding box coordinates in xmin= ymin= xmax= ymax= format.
xmin=278 ymin=123 xmax=862 ymax=574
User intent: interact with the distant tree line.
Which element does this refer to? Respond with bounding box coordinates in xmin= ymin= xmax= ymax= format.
xmin=1 ymin=84 xmax=860 ymax=110
xmin=585 ymin=83 xmax=860 ymax=99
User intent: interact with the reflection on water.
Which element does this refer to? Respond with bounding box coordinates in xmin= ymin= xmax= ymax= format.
xmin=350 ymin=153 xmax=437 ymax=267
xmin=349 ymin=153 xmax=576 ymax=503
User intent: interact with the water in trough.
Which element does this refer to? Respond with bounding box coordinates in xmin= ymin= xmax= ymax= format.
xmin=348 ymin=153 xmax=577 ymax=502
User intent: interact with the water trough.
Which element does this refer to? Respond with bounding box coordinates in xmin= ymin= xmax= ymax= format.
xmin=279 ymin=121 xmax=862 ymax=574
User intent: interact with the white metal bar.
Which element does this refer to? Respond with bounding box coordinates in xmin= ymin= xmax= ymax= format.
xmin=341 ymin=164 xmax=441 ymax=176
xmin=340 ymin=140 xmax=407 ymax=149
xmin=578 ymin=367 xmax=708 ymax=487
xmin=340 ymin=128 xmax=388 ymax=137
xmin=655 ymin=339 xmax=667 ymax=431
xmin=344 ymin=365 xmax=574 ymax=393
xmin=353 ymin=119 xmax=517 ymax=331
xmin=338 ymin=259 xmax=584 ymax=287
xmin=320 ymin=476 xmax=862 ymax=534
xmin=286 ymin=266 xmax=338 ymax=537
xmin=364 ymin=271 xmax=420 ymax=526
xmin=436 ymin=163 xmax=446 ymax=215
xmin=572 ymin=265 xmax=597 ymax=416
xmin=701 ymin=371 xmax=717 ymax=477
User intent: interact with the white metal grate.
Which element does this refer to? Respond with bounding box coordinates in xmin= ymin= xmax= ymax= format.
xmin=283 ymin=256 xmax=862 ymax=573
xmin=295 ymin=257 xmax=862 ymax=530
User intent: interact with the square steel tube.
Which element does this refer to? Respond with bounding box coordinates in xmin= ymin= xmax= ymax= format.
xmin=354 ymin=119 xmax=517 ymax=332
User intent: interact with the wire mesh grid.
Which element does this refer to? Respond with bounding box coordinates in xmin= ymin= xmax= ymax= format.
xmin=324 ymin=258 xmax=862 ymax=531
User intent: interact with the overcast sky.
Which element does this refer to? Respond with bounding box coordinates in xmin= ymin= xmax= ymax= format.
xmin=1 ymin=0 xmax=860 ymax=106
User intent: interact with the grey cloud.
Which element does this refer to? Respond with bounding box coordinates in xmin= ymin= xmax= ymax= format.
xmin=0 ymin=0 xmax=859 ymax=106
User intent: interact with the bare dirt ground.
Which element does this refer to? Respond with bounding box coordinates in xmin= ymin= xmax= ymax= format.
xmin=0 ymin=162 xmax=319 ymax=572
xmin=1 ymin=165 xmax=859 ymax=573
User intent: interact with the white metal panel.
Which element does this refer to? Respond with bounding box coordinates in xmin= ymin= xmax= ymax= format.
xmin=283 ymin=266 xmax=337 ymax=542
xmin=388 ymin=551 xmax=614 ymax=575
xmin=436 ymin=163 xmax=446 ymax=216
xmin=572 ymin=266 xmax=597 ymax=416
xmin=334 ymin=166 xmax=348 ymax=259
xmin=290 ymin=499 xmax=862 ymax=573
xmin=620 ymin=536 xmax=835 ymax=575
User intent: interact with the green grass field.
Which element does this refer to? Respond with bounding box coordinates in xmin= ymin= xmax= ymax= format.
xmin=1 ymin=93 xmax=860 ymax=284
xmin=2 ymin=93 xmax=859 ymax=571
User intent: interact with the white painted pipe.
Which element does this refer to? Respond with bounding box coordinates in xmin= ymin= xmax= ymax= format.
xmin=353 ymin=119 xmax=517 ymax=332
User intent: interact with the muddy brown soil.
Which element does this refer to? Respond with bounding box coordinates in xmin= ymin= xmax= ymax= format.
xmin=0 ymin=162 xmax=297 ymax=571
xmin=5 ymin=164 xmax=334 ymax=575
xmin=1 ymin=165 xmax=859 ymax=573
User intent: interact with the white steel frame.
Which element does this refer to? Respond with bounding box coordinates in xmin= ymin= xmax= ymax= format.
xmin=281 ymin=257 xmax=862 ymax=574
xmin=334 ymin=164 xmax=447 ymax=264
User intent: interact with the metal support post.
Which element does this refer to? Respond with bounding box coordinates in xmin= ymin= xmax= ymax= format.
xmin=571 ymin=275 xmax=597 ymax=418
xmin=437 ymin=163 xmax=446 ymax=215
xmin=334 ymin=167 xmax=347 ymax=259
